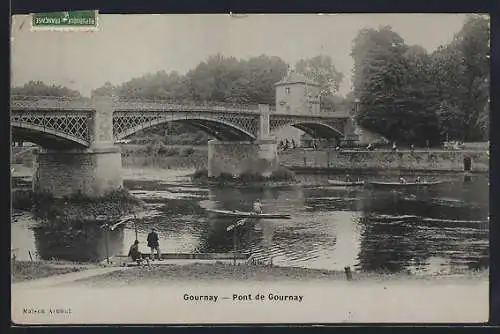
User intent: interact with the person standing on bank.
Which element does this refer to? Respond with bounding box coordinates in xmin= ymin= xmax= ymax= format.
xmin=253 ymin=199 xmax=263 ymax=214
xmin=147 ymin=228 xmax=161 ymax=260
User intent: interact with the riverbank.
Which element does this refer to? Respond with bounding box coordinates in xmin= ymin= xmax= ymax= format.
xmin=67 ymin=262 xmax=488 ymax=287
xmin=11 ymin=260 xmax=97 ymax=283
xmin=121 ymin=144 xmax=207 ymax=170
xmin=280 ymin=148 xmax=489 ymax=173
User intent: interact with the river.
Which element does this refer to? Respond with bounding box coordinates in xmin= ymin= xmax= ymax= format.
xmin=11 ymin=167 xmax=489 ymax=276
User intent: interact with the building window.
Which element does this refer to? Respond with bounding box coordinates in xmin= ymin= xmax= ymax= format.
xmin=285 ymin=87 xmax=291 ymax=95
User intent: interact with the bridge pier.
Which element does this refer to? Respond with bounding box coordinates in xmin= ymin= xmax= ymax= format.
xmin=207 ymin=104 xmax=279 ymax=177
xmin=32 ymin=96 xmax=123 ymax=198
xmin=33 ymin=147 xmax=123 ymax=198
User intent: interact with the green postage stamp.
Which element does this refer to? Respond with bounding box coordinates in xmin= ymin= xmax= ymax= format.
xmin=31 ymin=10 xmax=99 ymax=31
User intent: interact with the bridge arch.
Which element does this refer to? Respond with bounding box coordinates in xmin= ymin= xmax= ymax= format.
xmin=114 ymin=116 xmax=257 ymax=142
xmin=11 ymin=123 xmax=90 ymax=149
xmin=290 ymin=122 xmax=344 ymax=138
xmin=272 ymin=121 xmax=344 ymax=140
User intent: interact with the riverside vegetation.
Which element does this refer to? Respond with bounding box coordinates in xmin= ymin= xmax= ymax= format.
xmin=191 ymin=166 xmax=297 ymax=187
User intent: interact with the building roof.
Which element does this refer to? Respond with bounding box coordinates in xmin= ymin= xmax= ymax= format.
xmin=274 ymin=71 xmax=320 ymax=87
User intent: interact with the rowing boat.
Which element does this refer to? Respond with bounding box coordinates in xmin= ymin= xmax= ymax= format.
xmin=365 ymin=180 xmax=448 ymax=188
xmin=421 ymin=217 xmax=489 ymax=224
xmin=327 ymin=180 xmax=365 ymax=186
xmin=205 ymin=208 xmax=291 ymax=219
xmin=369 ymin=214 xmax=419 ymax=221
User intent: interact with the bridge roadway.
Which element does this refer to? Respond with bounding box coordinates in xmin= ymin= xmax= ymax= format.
xmin=11 ymin=95 xmax=350 ymax=149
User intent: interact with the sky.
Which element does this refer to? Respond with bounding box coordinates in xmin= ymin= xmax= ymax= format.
xmin=11 ymin=14 xmax=469 ymax=97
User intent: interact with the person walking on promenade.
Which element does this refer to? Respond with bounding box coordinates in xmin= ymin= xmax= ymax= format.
xmin=147 ymin=228 xmax=162 ymax=261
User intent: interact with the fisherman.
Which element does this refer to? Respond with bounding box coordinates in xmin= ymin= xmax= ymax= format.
xmin=147 ymin=228 xmax=162 ymax=261
xmin=253 ymin=199 xmax=263 ymax=214
xmin=392 ymin=142 xmax=398 ymax=152
xmin=128 ymin=240 xmax=149 ymax=266
xmin=345 ymin=174 xmax=353 ymax=183
xmin=399 ymin=176 xmax=407 ymax=184
xmin=415 ymin=176 xmax=422 ymax=183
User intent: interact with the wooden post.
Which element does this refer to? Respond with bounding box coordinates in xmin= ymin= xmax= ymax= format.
xmin=134 ymin=220 xmax=138 ymax=241
xmin=12 ymin=252 xmax=16 ymax=273
xmin=104 ymin=225 xmax=110 ymax=264
xmin=233 ymin=228 xmax=237 ymax=266
xmin=344 ymin=266 xmax=353 ymax=281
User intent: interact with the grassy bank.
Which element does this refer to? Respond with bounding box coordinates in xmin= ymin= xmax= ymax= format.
xmin=11 ymin=260 xmax=91 ymax=283
xmin=31 ymin=188 xmax=144 ymax=221
xmin=71 ymin=263 xmax=489 ymax=287
xmin=121 ymin=144 xmax=207 ymax=169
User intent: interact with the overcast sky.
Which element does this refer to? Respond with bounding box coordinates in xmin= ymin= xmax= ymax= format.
xmin=11 ymin=14 xmax=469 ymax=97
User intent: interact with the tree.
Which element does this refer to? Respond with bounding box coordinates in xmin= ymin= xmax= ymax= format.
xmin=91 ymin=81 xmax=116 ymax=97
xmin=350 ymin=26 xmax=429 ymax=143
xmin=186 ymin=53 xmax=288 ymax=104
xmin=430 ymin=14 xmax=490 ymax=141
xmin=295 ymin=55 xmax=343 ymax=96
xmin=243 ymin=55 xmax=289 ymax=104
xmin=12 ymin=80 xmax=82 ymax=97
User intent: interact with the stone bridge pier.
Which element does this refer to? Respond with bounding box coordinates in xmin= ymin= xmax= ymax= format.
xmin=207 ymin=104 xmax=279 ymax=177
xmin=33 ymin=96 xmax=123 ymax=198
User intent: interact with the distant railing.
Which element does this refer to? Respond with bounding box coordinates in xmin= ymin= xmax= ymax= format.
xmin=10 ymin=95 xmax=350 ymax=117
xmin=11 ymin=95 xmax=88 ymax=101
xmin=10 ymin=95 xmax=94 ymax=110
xmin=10 ymin=95 xmax=262 ymax=113
xmin=117 ymin=96 xmax=261 ymax=111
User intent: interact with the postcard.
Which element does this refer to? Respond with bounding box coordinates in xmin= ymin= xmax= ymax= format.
xmin=10 ymin=13 xmax=490 ymax=324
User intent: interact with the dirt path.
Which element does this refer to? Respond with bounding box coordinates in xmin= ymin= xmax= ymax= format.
xmin=12 ymin=267 xmax=131 ymax=289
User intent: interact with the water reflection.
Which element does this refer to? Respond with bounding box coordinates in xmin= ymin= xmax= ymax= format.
xmin=32 ymin=220 xmax=124 ymax=262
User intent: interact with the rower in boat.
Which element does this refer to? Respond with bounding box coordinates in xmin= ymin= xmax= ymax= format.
xmin=253 ymin=199 xmax=263 ymax=214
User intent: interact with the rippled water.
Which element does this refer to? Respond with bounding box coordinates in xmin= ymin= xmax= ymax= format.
xmin=11 ymin=168 xmax=489 ymax=275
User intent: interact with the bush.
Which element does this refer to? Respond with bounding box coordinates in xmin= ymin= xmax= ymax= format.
xmin=12 ymin=189 xmax=33 ymax=210
xmin=192 ymin=168 xmax=208 ymax=180
xmin=239 ymin=171 xmax=266 ymax=183
xmin=217 ymin=172 xmax=234 ymax=181
xmin=181 ymin=147 xmax=195 ymax=156
xmin=162 ymin=147 xmax=180 ymax=156
xmin=268 ymin=167 xmax=296 ymax=181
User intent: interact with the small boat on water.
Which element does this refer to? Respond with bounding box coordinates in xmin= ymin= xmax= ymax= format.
xmin=421 ymin=217 xmax=489 ymax=224
xmin=327 ymin=180 xmax=365 ymax=186
xmin=369 ymin=214 xmax=419 ymax=221
xmin=365 ymin=180 xmax=448 ymax=188
xmin=205 ymin=208 xmax=291 ymax=219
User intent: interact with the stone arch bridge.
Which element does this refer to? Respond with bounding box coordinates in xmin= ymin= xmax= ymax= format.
xmin=11 ymin=95 xmax=351 ymax=198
